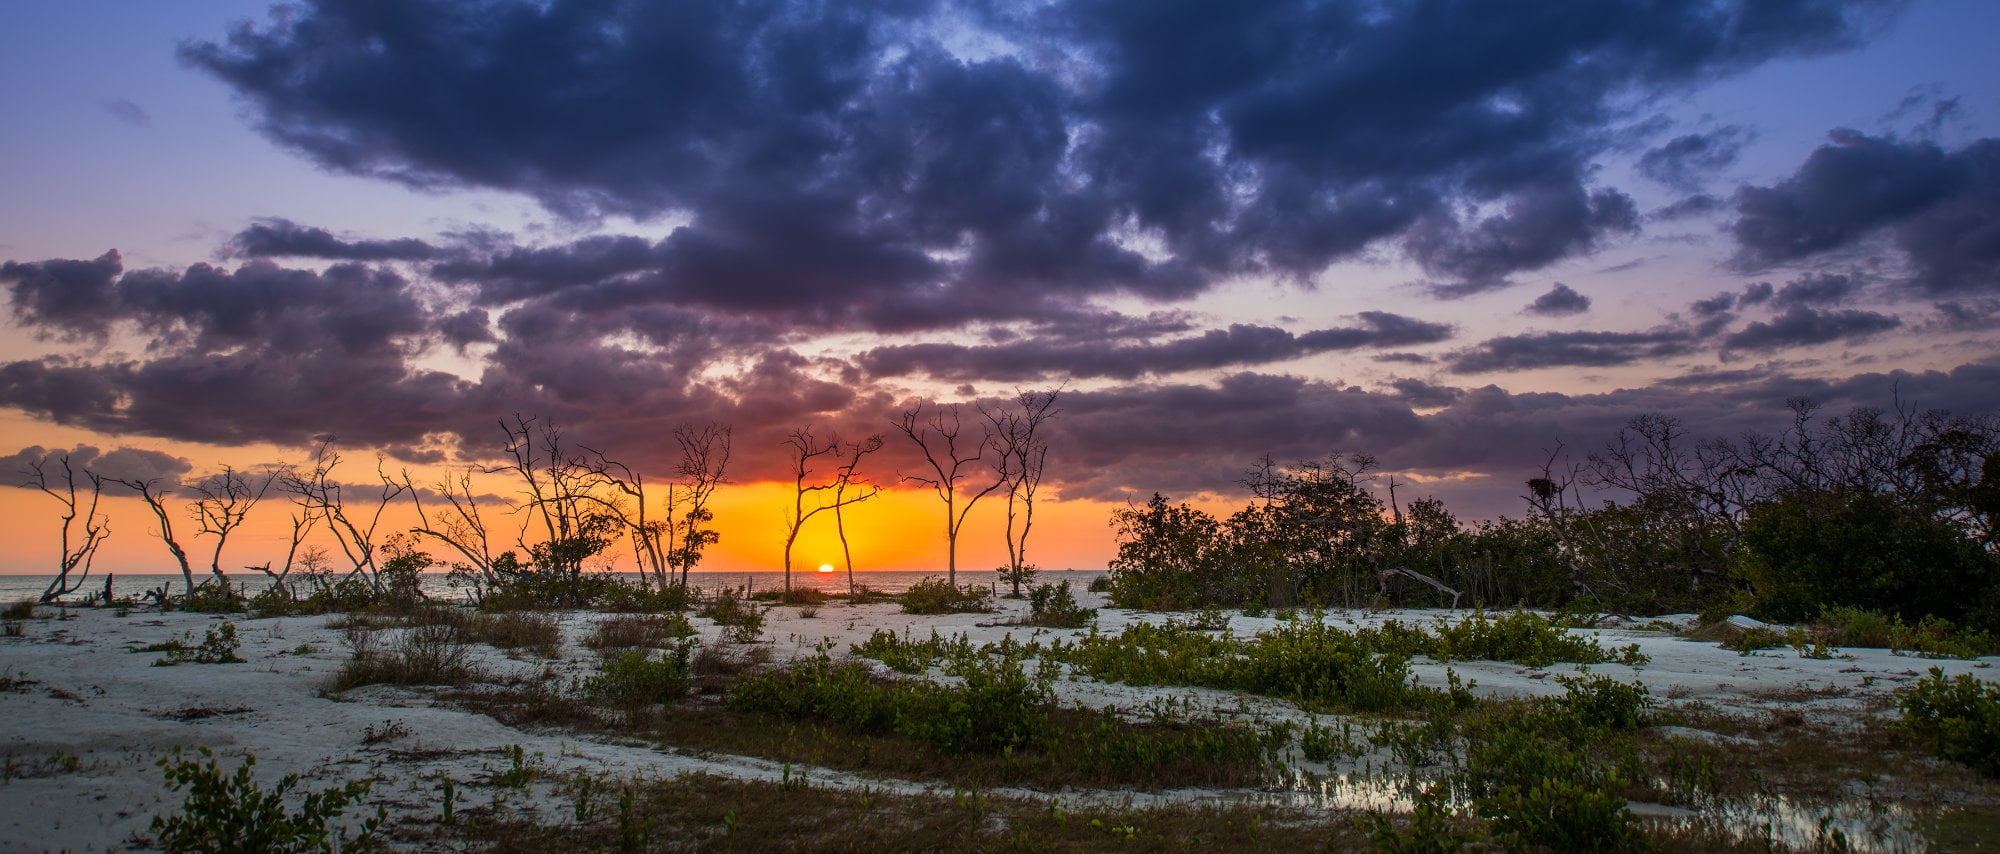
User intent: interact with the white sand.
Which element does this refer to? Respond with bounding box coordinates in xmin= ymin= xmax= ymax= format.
xmin=2 ymin=595 xmax=1993 ymax=851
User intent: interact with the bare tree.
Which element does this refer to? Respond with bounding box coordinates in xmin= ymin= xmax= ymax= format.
xmin=831 ymin=434 xmax=886 ymax=595
xmin=24 ymin=452 xmax=112 ymax=604
xmin=404 ymin=466 xmax=503 ymax=583
xmin=109 ymin=475 xmax=198 ymax=593
xmin=781 ymin=426 xmax=879 ymax=592
xmin=279 ymin=441 xmax=409 ymax=590
xmin=190 ymin=465 xmax=277 ymax=581
xmin=985 ymin=388 xmax=1060 ymax=596
xmin=664 ymin=424 xmax=732 ymax=587
xmin=491 ymin=415 xmax=615 ymax=587
xmin=894 ymin=402 xmax=1008 ymax=586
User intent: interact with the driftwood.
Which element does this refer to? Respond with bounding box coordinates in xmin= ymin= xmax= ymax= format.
xmin=1377 ymin=566 xmax=1462 ymax=608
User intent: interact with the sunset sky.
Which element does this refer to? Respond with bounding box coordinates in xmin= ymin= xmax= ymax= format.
xmin=4 ymin=0 xmax=1999 ymax=577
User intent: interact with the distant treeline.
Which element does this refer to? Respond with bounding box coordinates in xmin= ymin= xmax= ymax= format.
xmin=1104 ymin=398 xmax=2000 ymax=631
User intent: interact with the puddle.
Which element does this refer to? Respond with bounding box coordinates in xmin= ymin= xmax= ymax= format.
xmin=1249 ymin=769 xmax=1940 ymax=853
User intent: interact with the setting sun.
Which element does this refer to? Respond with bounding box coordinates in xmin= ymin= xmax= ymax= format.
xmin=816 ymin=564 xmax=834 ymax=573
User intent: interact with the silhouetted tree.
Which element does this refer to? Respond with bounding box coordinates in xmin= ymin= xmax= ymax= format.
xmin=986 ymin=388 xmax=1060 ymax=596
xmin=110 ymin=475 xmax=197 ymax=594
xmin=782 ymin=426 xmax=879 ymax=592
xmin=23 ymin=451 xmax=111 ymax=604
xmin=894 ymin=402 xmax=1007 ymax=585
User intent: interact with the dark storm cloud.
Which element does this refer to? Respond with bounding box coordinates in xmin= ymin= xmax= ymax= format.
xmin=1030 ymin=358 xmax=2000 ymax=509
xmin=1733 ymin=131 xmax=2000 ymax=294
xmin=1638 ymin=127 xmax=1751 ymax=190
xmin=1388 ymin=378 xmax=1465 ymax=408
xmin=3 ymin=444 xmax=192 ymax=488
xmin=1720 ymin=305 xmax=1901 ymax=352
xmin=230 ymin=218 xmax=440 ymax=261
xmin=1771 ymin=271 xmax=1863 ymax=307
xmin=182 ymin=0 xmax=1897 ymax=313
xmin=856 ymin=313 xmax=1452 ymax=382
xmin=1523 ymin=283 xmax=1592 ymax=317
xmin=1444 ymin=327 xmax=1702 ymax=374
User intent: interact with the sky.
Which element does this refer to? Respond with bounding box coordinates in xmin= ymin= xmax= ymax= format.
xmin=3 ymin=0 xmax=1999 ymax=577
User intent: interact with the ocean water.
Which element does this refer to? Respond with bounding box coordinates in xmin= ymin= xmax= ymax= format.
xmin=0 ymin=568 xmax=1109 ymax=604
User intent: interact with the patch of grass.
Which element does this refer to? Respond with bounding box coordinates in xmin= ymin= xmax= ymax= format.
xmin=583 ymin=612 xmax=696 ymax=654
xmin=2 ymin=600 xmax=36 ymax=620
xmin=899 ymin=576 xmax=995 ymax=615
xmin=464 ymin=610 xmax=563 ymax=655
xmin=326 ymin=622 xmax=477 ymax=691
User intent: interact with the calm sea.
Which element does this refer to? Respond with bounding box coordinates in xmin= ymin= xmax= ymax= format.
xmin=0 ymin=568 xmax=1109 ymax=604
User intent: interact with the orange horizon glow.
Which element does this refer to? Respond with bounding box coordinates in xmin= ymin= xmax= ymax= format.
xmin=0 ymin=475 xmax=1135 ymax=578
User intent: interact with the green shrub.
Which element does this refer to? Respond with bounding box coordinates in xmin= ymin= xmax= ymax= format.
xmin=149 ymin=747 xmax=377 ymax=853
xmin=2 ymin=600 xmax=36 ymax=620
xmin=1354 ymin=784 xmax=1487 ymax=854
xmin=594 ymin=581 xmax=695 ymax=613
xmin=586 ymin=641 xmax=698 ymax=708
xmin=1896 ymin=667 xmax=2000 ymax=777
xmin=1551 ymin=673 xmax=1652 ymax=731
xmin=700 ymin=589 xmax=766 ymax=642
xmin=1414 ymin=610 xmax=1650 ymax=667
xmin=1457 ymin=714 xmax=1651 ymax=851
xmin=1025 ymin=581 xmax=1094 ymax=628
xmin=899 ymin=577 xmax=995 ymax=615
xmin=141 ymin=623 xmax=246 ymax=666
xmin=1478 ymin=773 xmax=1651 ymax=852
xmin=179 ymin=580 xmax=248 ymax=614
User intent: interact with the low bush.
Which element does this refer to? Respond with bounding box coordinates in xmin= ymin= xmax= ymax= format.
xmin=149 ymin=747 xmax=377 ymax=853
xmin=1896 ymin=667 xmax=2000 ymax=777
xmin=1410 ymin=610 xmax=1649 ymax=668
xmin=586 ymin=640 xmax=698 ymax=708
xmin=178 ymin=580 xmax=248 ymax=614
xmin=899 ymin=577 xmax=995 ymax=615
xmin=1025 ymin=580 xmax=1095 ymax=628
xmin=700 ymin=589 xmax=765 ymax=643
xmin=1551 ymin=673 xmax=1653 ymax=731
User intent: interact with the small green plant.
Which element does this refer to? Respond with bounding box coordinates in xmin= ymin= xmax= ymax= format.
xmin=1896 ymin=667 xmax=2000 ymax=777
xmin=2 ymin=600 xmax=35 ymax=620
xmin=1785 ymin=626 xmax=1838 ymax=659
xmin=142 ymin=622 xmax=246 ymax=666
xmin=1725 ymin=626 xmax=1786 ymax=655
xmin=148 ymin=747 xmax=376 ymax=853
xmin=900 ymin=576 xmax=996 ymax=615
xmin=491 ymin=744 xmax=542 ymax=788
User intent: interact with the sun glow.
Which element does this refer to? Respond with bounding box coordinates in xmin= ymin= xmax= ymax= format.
xmin=817 ymin=564 xmax=835 ymax=573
